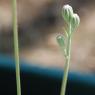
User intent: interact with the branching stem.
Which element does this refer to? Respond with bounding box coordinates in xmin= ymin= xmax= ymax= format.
xmin=60 ymin=24 xmax=72 ymax=95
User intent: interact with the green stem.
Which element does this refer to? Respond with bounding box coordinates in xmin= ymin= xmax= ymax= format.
xmin=12 ymin=0 xmax=21 ymax=95
xmin=60 ymin=24 xmax=72 ymax=95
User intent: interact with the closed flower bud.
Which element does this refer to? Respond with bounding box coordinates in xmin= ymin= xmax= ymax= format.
xmin=62 ymin=4 xmax=73 ymax=23
xmin=57 ymin=35 xmax=64 ymax=47
xmin=71 ymin=13 xmax=80 ymax=29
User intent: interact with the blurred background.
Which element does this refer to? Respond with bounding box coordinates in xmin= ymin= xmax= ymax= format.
xmin=0 ymin=0 xmax=95 ymax=74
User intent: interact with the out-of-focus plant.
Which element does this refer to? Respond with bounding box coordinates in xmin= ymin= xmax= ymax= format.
xmin=57 ymin=4 xmax=80 ymax=95
xmin=12 ymin=0 xmax=21 ymax=95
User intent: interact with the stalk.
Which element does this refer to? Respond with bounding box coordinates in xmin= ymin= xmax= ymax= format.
xmin=60 ymin=24 xmax=72 ymax=95
xmin=12 ymin=0 xmax=21 ymax=95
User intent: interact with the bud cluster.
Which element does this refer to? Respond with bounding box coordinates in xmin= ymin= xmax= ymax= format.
xmin=62 ymin=4 xmax=80 ymax=30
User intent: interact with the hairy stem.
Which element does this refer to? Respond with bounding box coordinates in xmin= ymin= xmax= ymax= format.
xmin=60 ymin=24 xmax=72 ymax=95
xmin=12 ymin=0 xmax=21 ymax=95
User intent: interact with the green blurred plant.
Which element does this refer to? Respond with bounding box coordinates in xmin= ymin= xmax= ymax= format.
xmin=12 ymin=0 xmax=21 ymax=95
xmin=57 ymin=4 xmax=80 ymax=95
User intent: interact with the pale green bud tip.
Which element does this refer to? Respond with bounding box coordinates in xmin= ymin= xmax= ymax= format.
xmin=71 ymin=13 xmax=80 ymax=28
xmin=73 ymin=13 xmax=80 ymax=26
xmin=63 ymin=4 xmax=73 ymax=11
xmin=62 ymin=4 xmax=73 ymax=22
xmin=57 ymin=35 xmax=64 ymax=47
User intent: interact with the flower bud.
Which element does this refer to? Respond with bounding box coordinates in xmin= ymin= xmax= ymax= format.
xmin=57 ymin=35 xmax=64 ymax=47
xmin=71 ymin=13 xmax=80 ymax=29
xmin=62 ymin=4 xmax=73 ymax=23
